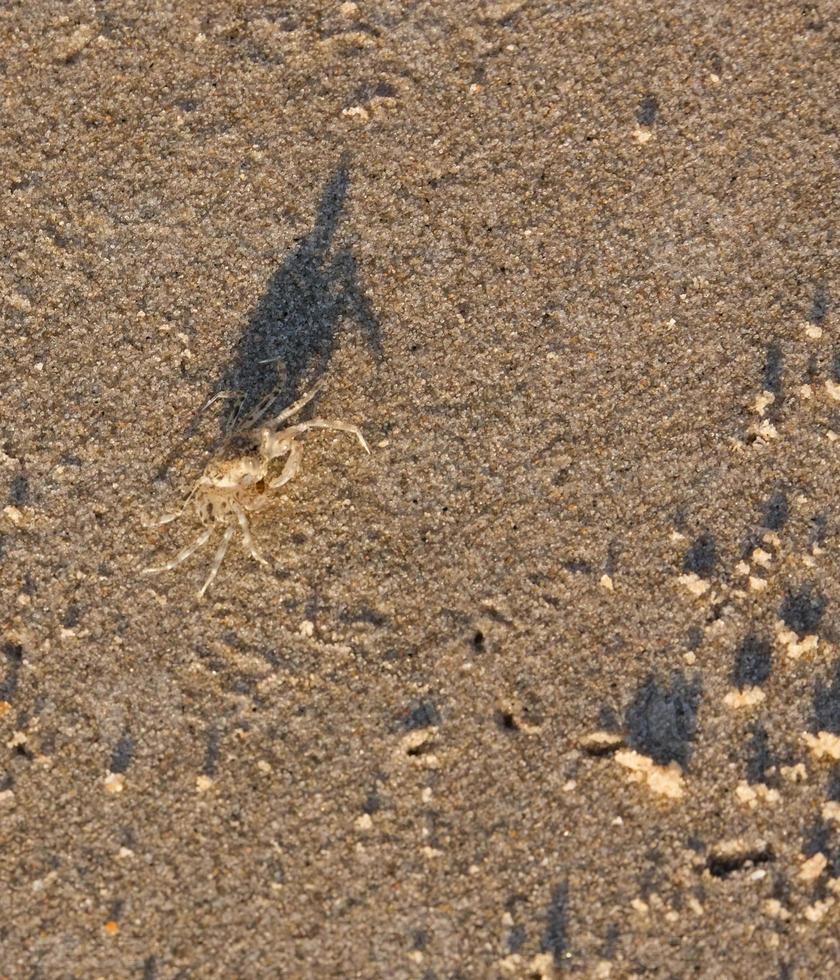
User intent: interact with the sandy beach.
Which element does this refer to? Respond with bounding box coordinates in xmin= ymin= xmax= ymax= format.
xmin=1 ymin=1 xmax=838 ymax=975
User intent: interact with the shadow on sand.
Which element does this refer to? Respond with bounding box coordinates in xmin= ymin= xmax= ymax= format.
xmin=219 ymin=156 xmax=382 ymax=432
xmin=154 ymin=158 xmax=381 ymax=479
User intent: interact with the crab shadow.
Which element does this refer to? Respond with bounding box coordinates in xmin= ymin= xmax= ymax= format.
xmin=220 ymin=157 xmax=382 ymax=431
xmin=154 ymin=158 xmax=381 ymax=478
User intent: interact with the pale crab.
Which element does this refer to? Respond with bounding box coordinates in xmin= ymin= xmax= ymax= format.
xmin=142 ymin=381 xmax=369 ymax=598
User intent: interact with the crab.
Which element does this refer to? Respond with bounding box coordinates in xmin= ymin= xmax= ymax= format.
xmin=142 ymin=381 xmax=369 ymax=598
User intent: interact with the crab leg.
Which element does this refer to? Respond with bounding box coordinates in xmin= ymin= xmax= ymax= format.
xmin=201 ymin=389 xmax=238 ymax=412
xmin=280 ymin=419 xmax=370 ymax=453
xmin=268 ymin=438 xmax=303 ymax=488
xmin=263 ymin=381 xmax=325 ymax=430
xmin=234 ymin=504 xmax=269 ymax=566
xmin=142 ymin=510 xmax=184 ymax=529
xmin=141 ymin=482 xmax=200 ymax=529
xmin=197 ymin=525 xmax=235 ymax=599
xmin=142 ymin=527 xmax=213 ymax=575
xmin=239 ymin=387 xmax=280 ymax=429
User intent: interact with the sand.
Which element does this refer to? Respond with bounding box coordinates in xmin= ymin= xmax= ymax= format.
xmin=1 ymin=1 xmax=838 ymax=976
